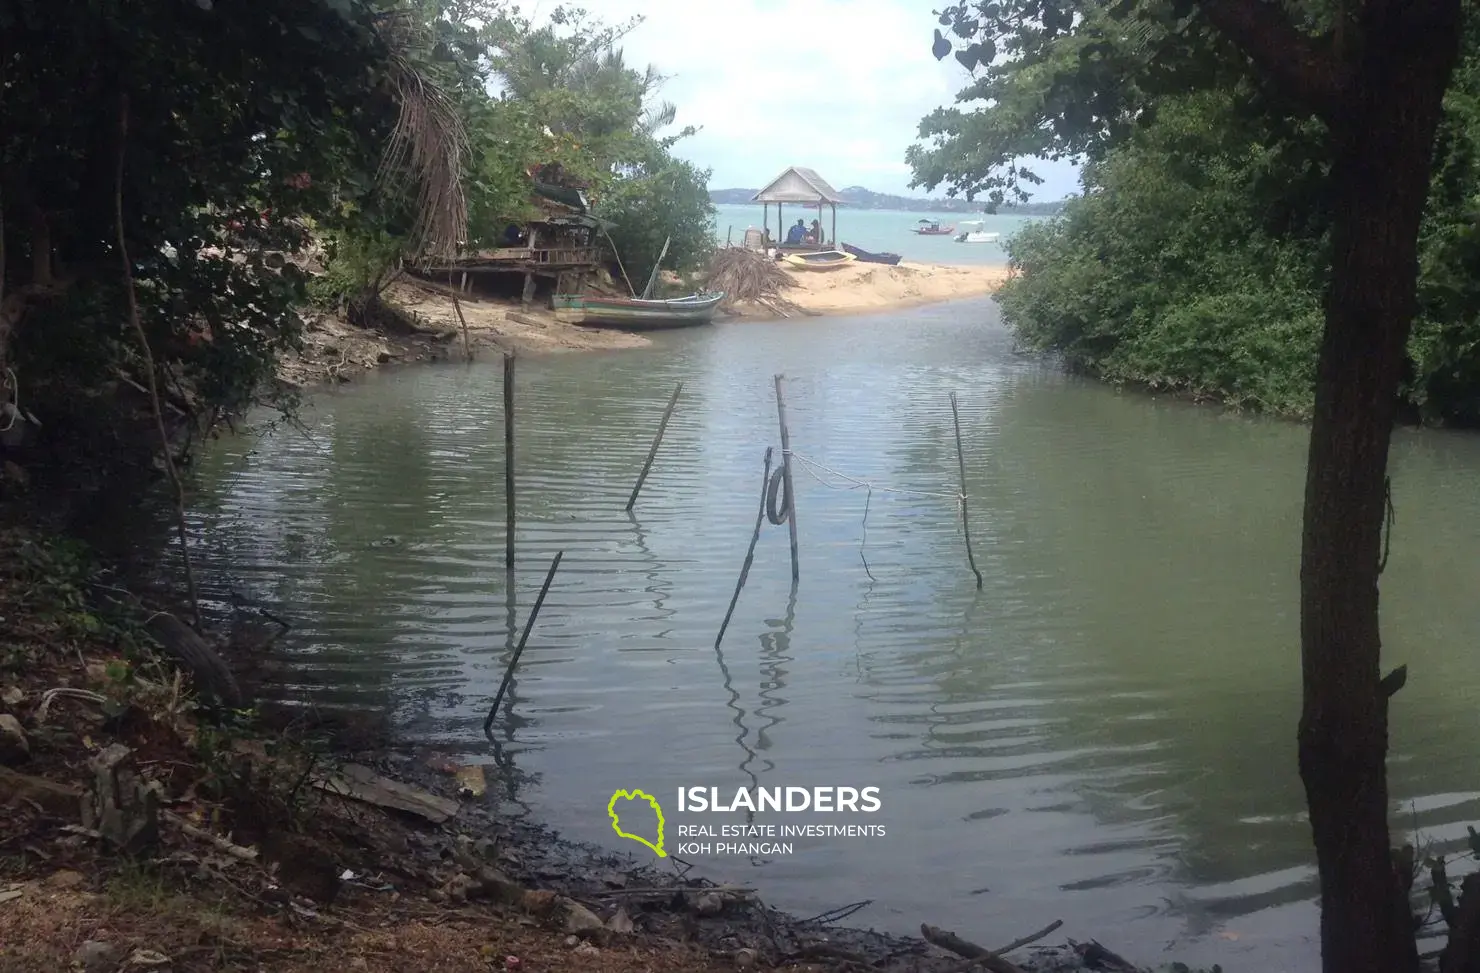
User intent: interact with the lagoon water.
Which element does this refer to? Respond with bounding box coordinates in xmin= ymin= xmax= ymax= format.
xmin=185 ymin=297 xmax=1480 ymax=972
xmin=709 ymin=202 xmax=1030 ymax=266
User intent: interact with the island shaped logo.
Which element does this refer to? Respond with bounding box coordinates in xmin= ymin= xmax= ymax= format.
xmin=608 ymin=788 xmax=666 ymax=858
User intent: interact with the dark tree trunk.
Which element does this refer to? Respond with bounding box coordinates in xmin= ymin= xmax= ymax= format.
xmin=1298 ymin=4 xmax=1462 ymax=973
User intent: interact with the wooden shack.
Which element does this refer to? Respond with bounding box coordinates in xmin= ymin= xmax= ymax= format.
xmin=420 ymin=169 xmax=611 ymax=307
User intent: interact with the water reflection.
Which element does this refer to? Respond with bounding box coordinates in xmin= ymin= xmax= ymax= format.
xmin=183 ymin=299 xmax=1480 ymax=971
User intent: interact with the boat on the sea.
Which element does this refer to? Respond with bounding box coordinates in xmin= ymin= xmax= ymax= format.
xmin=781 ymin=249 xmax=857 ymax=271
xmin=840 ymin=242 xmax=902 ymax=266
xmin=912 ymin=218 xmax=956 ymax=236
xmin=550 ymin=292 xmax=726 ymax=330
xmin=954 ymin=221 xmax=1001 ymax=244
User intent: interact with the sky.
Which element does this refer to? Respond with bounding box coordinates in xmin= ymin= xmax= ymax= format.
xmin=555 ymin=0 xmax=1083 ymax=202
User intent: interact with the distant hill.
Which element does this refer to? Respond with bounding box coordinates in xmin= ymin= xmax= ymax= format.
xmin=708 ymin=185 xmax=1067 ymax=215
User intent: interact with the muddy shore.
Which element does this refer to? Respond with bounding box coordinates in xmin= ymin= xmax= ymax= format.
xmin=279 ymin=262 xmax=1013 ymax=388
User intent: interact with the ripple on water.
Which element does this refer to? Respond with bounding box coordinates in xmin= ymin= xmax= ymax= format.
xmin=178 ymin=300 xmax=1480 ymax=972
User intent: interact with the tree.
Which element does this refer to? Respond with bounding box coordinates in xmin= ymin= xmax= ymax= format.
xmin=597 ymin=136 xmax=716 ymax=292
xmin=911 ymin=1 xmax=1467 ymax=971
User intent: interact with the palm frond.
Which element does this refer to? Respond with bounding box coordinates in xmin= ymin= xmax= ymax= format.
xmin=375 ymin=10 xmax=470 ymax=261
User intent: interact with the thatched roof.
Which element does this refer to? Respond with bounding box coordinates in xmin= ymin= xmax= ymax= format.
xmin=751 ymin=167 xmax=846 ymax=204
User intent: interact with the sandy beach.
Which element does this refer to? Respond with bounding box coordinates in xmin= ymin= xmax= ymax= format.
xmin=725 ymin=260 xmax=1014 ymax=319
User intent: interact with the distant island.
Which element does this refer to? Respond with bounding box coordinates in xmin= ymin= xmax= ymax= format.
xmin=709 ymin=185 xmax=1068 ymax=215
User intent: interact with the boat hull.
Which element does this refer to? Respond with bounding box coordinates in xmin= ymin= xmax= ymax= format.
xmin=840 ymin=243 xmax=901 ymax=265
xmin=550 ymin=292 xmax=725 ymax=330
xmin=781 ymin=250 xmax=857 ymax=271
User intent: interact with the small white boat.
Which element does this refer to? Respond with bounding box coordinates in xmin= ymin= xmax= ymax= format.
xmin=781 ymin=249 xmax=857 ymax=271
xmin=954 ymin=221 xmax=1001 ymax=244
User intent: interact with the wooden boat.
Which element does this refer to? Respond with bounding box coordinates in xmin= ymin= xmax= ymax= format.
xmin=912 ymin=218 xmax=956 ymax=236
xmin=840 ymin=243 xmax=902 ymax=266
xmin=550 ymin=292 xmax=726 ymax=330
xmin=781 ymin=249 xmax=857 ymax=271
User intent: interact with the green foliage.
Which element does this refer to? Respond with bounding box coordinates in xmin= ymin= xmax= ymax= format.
xmin=996 ymin=88 xmax=1327 ymax=416
xmin=597 ymin=138 xmax=716 ymax=291
xmin=0 ymin=0 xmax=398 ymax=441
xmin=919 ymin=0 xmax=1480 ymax=424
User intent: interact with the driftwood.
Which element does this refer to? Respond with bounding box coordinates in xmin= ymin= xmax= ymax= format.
xmin=938 ymin=921 xmax=1065 ymax=973
xmin=143 ymin=613 xmax=242 ymax=707
xmin=161 ymin=810 xmax=258 ymax=862
xmin=1068 ymin=940 xmax=1138 ymax=972
xmin=0 ymin=767 xmax=83 ymax=818
xmin=311 ymin=763 xmax=460 ymax=824
xmin=921 ymin=924 xmax=1026 ymax=973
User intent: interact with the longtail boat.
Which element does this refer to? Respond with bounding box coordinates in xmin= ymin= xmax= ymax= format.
xmin=550 ymin=292 xmax=726 ymax=330
xmin=840 ymin=242 xmax=902 ymax=266
xmin=912 ymin=219 xmax=956 ymax=235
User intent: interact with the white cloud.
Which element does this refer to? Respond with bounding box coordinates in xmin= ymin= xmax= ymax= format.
xmin=558 ymin=0 xmax=1082 ymax=200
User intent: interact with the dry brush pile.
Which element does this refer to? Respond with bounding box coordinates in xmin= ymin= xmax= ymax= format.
xmin=704 ymin=248 xmax=804 ymax=316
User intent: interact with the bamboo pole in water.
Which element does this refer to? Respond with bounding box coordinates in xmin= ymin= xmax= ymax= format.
xmin=484 ymin=550 xmax=563 ymax=734
xmin=626 ymin=381 xmax=684 ymax=512
xmin=774 ymin=374 xmax=800 ymax=583
xmin=716 ymin=448 xmax=774 ymax=649
xmin=949 ymin=391 xmax=984 ymax=589
xmin=452 ymin=293 xmax=472 ymax=362
xmin=504 ymin=353 xmax=516 ymax=570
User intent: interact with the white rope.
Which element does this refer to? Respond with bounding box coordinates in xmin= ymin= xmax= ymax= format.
xmin=784 ymin=448 xmax=965 ymax=502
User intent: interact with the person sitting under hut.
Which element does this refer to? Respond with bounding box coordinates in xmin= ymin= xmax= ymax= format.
xmin=785 ymin=218 xmax=807 ymax=244
xmin=809 ymin=218 xmax=824 ymax=244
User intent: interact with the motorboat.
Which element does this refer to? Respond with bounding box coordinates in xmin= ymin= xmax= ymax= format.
xmin=954 ymin=221 xmax=1001 ymax=244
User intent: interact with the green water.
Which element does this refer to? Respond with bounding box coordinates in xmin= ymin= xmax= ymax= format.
xmin=183 ymin=298 xmax=1480 ymax=972
xmin=710 ymin=203 xmax=1036 ymax=265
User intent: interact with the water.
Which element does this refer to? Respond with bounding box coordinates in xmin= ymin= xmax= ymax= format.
xmin=710 ymin=202 xmax=1036 ymax=266
xmin=185 ymin=299 xmax=1480 ymax=972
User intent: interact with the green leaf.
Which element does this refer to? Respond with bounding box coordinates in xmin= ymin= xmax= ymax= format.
xmin=932 ymin=28 xmax=952 ymax=60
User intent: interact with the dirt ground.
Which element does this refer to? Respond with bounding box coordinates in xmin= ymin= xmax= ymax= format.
xmin=278 ymin=276 xmax=651 ymax=389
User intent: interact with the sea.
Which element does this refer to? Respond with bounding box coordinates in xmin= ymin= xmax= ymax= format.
xmin=709 ymin=202 xmax=1047 ymax=267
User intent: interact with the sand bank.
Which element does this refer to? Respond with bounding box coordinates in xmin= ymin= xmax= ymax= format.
xmin=278 ymin=260 xmax=1014 ymax=387
xmin=730 ymin=260 xmax=1014 ymax=319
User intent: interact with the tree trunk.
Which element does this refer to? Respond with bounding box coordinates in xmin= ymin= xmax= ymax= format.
xmin=1299 ymin=5 xmax=1461 ymax=973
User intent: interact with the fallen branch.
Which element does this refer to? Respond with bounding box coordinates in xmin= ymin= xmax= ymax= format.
xmin=939 ymin=920 xmax=1064 ymax=973
xmin=161 ymin=810 xmax=258 ymax=862
xmin=590 ymin=884 xmax=756 ymax=897
xmin=921 ymin=924 xmax=1027 ymax=973
xmin=115 ymin=94 xmax=200 ymax=626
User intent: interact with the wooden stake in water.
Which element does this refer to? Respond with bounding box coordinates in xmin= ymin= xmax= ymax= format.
xmin=484 ymin=551 xmax=563 ymax=735
xmin=626 ymin=381 xmax=684 ymax=512
xmin=774 ymin=374 xmax=800 ymax=583
xmin=949 ymin=391 xmax=984 ymax=589
xmin=452 ymin=293 xmax=473 ymax=362
xmin=716 ymin=448 xmax=774 ymax=649
xmin=503 ymin=353 xmax=516 ymax=570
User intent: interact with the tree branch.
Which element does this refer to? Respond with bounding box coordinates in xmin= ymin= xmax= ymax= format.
xmin=1198 ymin=0 xmax=1345 ymax=118
xmin=116 ymin=93 xmax=202 ymax=627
